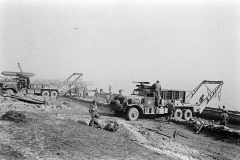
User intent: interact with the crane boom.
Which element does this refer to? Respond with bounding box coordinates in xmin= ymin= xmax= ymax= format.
xmin=185 ymin=80 xmax=223 ymax=103
xmin=59 ymin=73 xmax=83 ymax=94
xmin=194 ymin=81 xmax=223 ymax=113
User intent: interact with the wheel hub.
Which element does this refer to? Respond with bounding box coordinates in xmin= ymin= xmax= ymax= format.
xmin=131 ymin=112 xmax=137 ymax=118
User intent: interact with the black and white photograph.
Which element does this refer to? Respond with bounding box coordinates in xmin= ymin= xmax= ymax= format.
xmin=0 ymin=0 xmax=240 ymax=159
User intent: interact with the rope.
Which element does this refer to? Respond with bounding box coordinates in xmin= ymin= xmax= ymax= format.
xmin=220 ymin=99 xmax=239 ymax=111
xmin=217 ymin=86 xmax=222 ymax=101
xmin=216 ymin=85 xmax=239 ymax=111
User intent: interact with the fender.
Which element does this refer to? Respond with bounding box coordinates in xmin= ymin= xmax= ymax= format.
xmin=125 ymin=104 xmax=144 ymax=115
xmin=127 ymin=104 xmax=140 ymax=107
xmin=3 ymin=87 xmax=17 ymax=93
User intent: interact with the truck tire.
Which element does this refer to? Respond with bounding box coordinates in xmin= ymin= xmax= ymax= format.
xmin=127 ymin=107 xmax=139 ymax=121
xmin=174 ymin=109 xmax=183 ymax=119
xmin=6 ymin=89 xmax=14 ymax=96
xmin=183 ymin=109 xmax=192 ymax=121
xmin=51 ymin=91 xmax=58 ymax=98
xmin=42 ymin=91 xmax=49 ymax=97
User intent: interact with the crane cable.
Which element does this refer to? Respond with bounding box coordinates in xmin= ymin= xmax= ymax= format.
xmin=217 ymin=85 xmax=222 ymax=101
xmin=204 ymin=84 xmax=211 ymax=95
xmin=216 ymin=85 xmax=238 ymax=111
xmin=220 ymin=99 xmax=238 ymax=111
xmin=202 ymin=84 xmax=238 ymax=111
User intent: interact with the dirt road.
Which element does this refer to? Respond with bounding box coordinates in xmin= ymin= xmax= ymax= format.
xmin=60 ymin=97 xmax=240 ymax=160
xmin=0 ymin=96 xmax=239 ymax=160
xmin=0 ymin=96 xmax=171 ymax=160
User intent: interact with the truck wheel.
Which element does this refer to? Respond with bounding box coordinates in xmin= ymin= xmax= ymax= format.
xmin=183 ymin=109 xmax=192 ymax=120
xmin=42 ymin=91 xmax=49 ymax=97
xmin=127 ymin=108 xmax=139 ymax=121
xmin=6 ymin=89 xmax=14 ymax=96
xmin=174 ymin=109 xmax=183 ymax=119
xmin=51 ymin=91 xmax=58 ymax=97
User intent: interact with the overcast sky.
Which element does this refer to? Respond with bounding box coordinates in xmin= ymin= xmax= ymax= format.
xmin=0 ymin=0 xmax=240 ymax=110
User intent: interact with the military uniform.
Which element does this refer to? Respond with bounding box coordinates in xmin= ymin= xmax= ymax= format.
xmin=199 ymin=95 xmax=204 ymax=103
xmin=153 ymin=81 xmax=161 ymax=106
xmin=89 ymin=103 xmax=100 ymax=127
xmin=220 ymin=112 xmax=229 ymax=126
xmin=166 ymin=102 xmax=175 ymax=123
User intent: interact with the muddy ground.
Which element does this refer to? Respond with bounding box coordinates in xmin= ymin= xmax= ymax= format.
xmin=0 ymin=96 xmax=239 ymax=160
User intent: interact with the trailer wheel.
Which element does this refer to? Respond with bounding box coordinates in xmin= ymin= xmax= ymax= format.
xmin=42 ymin=91 xmax=49 ymax=97
xmin=51 ymin=91 xmax=58 ymax=97
xmin=174 ymin=109 xmax=183 ymax=119
xmin=6 ymin=89 xmax=14 ymax=96
xmin=183 ymin=109 xmax=192 ymax=120
xmin=127 ymin=107 xmax=139 ymax=121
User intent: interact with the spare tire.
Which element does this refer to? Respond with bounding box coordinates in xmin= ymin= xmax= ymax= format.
xmin=183 ymin=109 xmax=192 ymax=121
xmin=174 ymin=109 xmax=183 ymax=119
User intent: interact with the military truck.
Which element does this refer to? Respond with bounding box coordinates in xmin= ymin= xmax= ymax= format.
xmin=110 ymin=81 xmax=223 ymax=121
xmin=0 ymin=63 xmax=60 ymax=97
xmin=0 ymin=78 xmax=59 ymax=98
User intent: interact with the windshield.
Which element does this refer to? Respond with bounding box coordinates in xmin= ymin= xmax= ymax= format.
xmin=132 ymin=90 xmax=145 ymax=96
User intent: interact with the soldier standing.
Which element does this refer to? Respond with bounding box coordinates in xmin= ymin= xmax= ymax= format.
xmin=152 ymin=80 xmax=161 ymax=106
xmin=83 ymin=87 xmax=86 ymax=98
xmin=89 ymin=100 xmax=100 ymax=128
xmin=219 ymin=105 xmax=228 ymax=114
xmin=109 ymin=85 xmax=112 ymax=94
xmin=166 ymin=100 xmax=175 ymax=124
xmin=119 ymin=89 xmax=123 ymax=96
xmin=220 ymin=110 xmax=229 ymax=126
xmin=69 ymin=84 xmax=72 ymax=101
xmin=109 ymin=85 xmax=113 ymax=101
xmin=95 ymin=88 xmax=98 ymax=102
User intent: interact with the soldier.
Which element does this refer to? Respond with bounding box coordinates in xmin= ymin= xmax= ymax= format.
xmin=166 ymin=100 xmax=175 ymax=124
xmin=220 ymin=110 xmax=229 ymax=126
xmin=109 ymin=85 xmax=112 ymax=94
xmin=26 ymin=77 xmax=30 ymax=89
xmin=119 ymin=89 xmax=123 ymax=96
xmin=89 ymin=100 xmax=100 ymax=128
xmin=95 ymin=88 xmax=99 ymax=102
xmin=152 ymin=80 xmax=161 ymax=106
xmin=82 ymin=87 xmax=86 ymax=98
xmin=199 ymin=94 xmax=204 ymax=103
xmin=218 ymin=105 xmax=228 ymax=114
xmin=106 ymin=94 xmax=110 ymax=104
xmin=69 ymin=84 xmax=72 ymax=101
